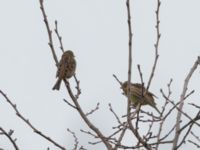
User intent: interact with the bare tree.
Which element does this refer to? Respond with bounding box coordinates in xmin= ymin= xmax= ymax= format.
xmin=0 ymin=0 xmax=200 ymax=149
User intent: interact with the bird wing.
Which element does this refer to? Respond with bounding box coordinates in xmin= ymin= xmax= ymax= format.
xmin=133 ymin=83 xmax=158 ymax=98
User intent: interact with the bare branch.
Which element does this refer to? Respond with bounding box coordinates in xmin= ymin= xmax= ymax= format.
xmin=137 ymin=64 xmax=144 ymax=87
xmin=137 ymin=65 xmax=145 ymax=96
xmin=125 ymin=0 xmax=133 ymax=131
xmin=108 ymin=103 xmax=122 ymax=125
xmin=176 ymin=120 xmax=195 ymax=149
xmin=178 ymin=111 xmax=200 ymax=134
xmin=0 ymin=127 xmax=19 ymax=150
xmin=126 ymin=0 xmax=133 ymax=86
xmin=128 ymin=105 xmax=152 ymax=149
xmin=160 ymin=89 xmax=200 ymax=127
xmin=188 ymin=103 xmax=200 ymax=109
xmin=39 ymin=0 xmax=58 ymax=65
xmin=0 ymin=90 xmax=66 ymax=150
xmin=125 ymin=0 xmax=133 ymax=125
xmin=63 ymin=99 xmax=77 ymax=110
xmin=63 ymin=79 xmax=112 ymax=149
xmin=113 ymin=74 xmax=122 ymax=86
xmin=160 ymin=124 xmax=176 ymax=141
xmin=113 ymin=127 xmax=127 ymax=150
xmin=67 ymin=128 xmax=79 ymax=150
xmin=115 ymin=140 xmax=173 ymax=149
xmin=54 ymin=20 xmax=64 ymax=53
xmin=146 ymin=0 xmax=161 ymax=91
xmin=85 ymin=102 xmax=100 ymax=116
xmin=188 ymin=140 xmax=200 ymax=149
xmin=74 ymin=74 xmax=81 ymax=99
xmin=125 ymin=1 xmax=152 ymax=149
xmin=155 ymin=79 xmax=173 ymax=149
xmin=172 ymin=56 xmax=200 ymax=149
xmin=176 ymin=112 xmax=200 ymax=149
xmin=184 ymin=90 xmax=195 ymax=100
xmin=191 ymin=131 xmax=200 ymax=142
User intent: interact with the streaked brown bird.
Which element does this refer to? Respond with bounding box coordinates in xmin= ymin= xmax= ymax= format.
xmin=52 ymin=50 xmax=76 ymax=90
xmin=121 ymin=81 xmax=160 ymax=113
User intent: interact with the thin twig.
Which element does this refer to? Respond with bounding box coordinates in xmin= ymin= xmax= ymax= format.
xmin=67 ymin=128 xmax=79 ymax=150
xmin=188 ymin=140 xmax=200 ymax=148
xmin=160 ymin=124 xmax=176 ymax=141
xmin=0 ymin=90 xmax=66 ymax=150
xmin=137 ymin=64 xmax=145 ymax=96
xmin=144 ymin=115 xmax=154 ymax=140
xmin=160 ymin=89 xmax=200 ymax=127
xmin=188 ymin=103 xmax=200 ymax=109
xmin=146 ymin=0 xmax=161 ymax=92
xmin=155 ymin=79 xmax=172 ymax=150
xmin=109 ymin=103 xmax=122 ymax=125
xmin=176 ymin=119 xmax=195 ymax=149
xmin=113 ymin=74 xmax=122 ymax=86
xmin=183 ymin=90 xmax=195 ymax=100
xmin=85 ymin=103 xmax=100 ymax=116
xmin=191 ymin=131 xmax=200 ymax=142
xmin=74 ymin=74 xmax=81 ymax=99
xmin=54 ymin=20 xmax=64 ymax=53
xmin=39 ymin=0 xmax=58 ymax=65
xmin=0 ymin=127 xmax=19 ymax=150
xmin=115 ymin=140 xmax=173 ymax=149
xmin=63 ymin=99 xmax=77 ymax=110
xmin=178 ymin=111 xmax=200 ymax=134
xmin=113 ymin=127 xmax=127 ymax=150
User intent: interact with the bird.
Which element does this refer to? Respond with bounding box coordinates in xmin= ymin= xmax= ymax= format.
xmin=121 ymin=81 xmax=160 ymax=114
xmin=52 ymin=50 xmax=76 ymax=90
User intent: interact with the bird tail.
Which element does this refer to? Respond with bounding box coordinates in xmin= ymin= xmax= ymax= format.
xmin=52 ymin=79 xmax=62 ymax=90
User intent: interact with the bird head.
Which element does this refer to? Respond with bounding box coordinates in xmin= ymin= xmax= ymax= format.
xmin=121 ymin=81 xmax=131 ymax=94
xmin=121 ymin=81 xmax=130 ymax=88
xmin=63 ymin=50 xmax=75 ymax=57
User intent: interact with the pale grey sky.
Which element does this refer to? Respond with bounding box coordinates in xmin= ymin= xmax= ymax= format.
xmin=0 ymin=0 xmax=200 ymax=149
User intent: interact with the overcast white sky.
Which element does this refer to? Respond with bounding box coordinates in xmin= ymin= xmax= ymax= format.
xmin=0 ymin=0 xmax=200 ymax=149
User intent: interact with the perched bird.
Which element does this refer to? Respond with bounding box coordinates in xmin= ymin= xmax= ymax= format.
xmin=52 ymin=50 xmax=76 ymax=90
xmin=121 ymin=81 xmax=160 ymax=113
